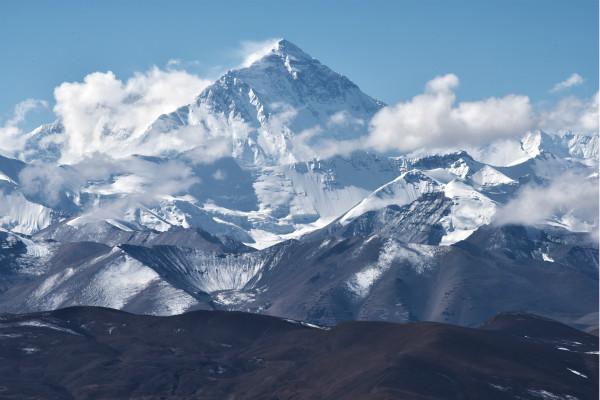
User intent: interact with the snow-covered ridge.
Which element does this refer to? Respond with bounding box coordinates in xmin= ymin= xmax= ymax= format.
xmin=2 ymin=141 xmax=595 ymax=250
xmin=340 ymin=170 xmax=439 ymax=225
xmin=0 ymin=40 xmax=595 ymax=251
xmin=521 ymin=130 xmax=599 ymax=161
xmin=471 ymin=165 xmax=516 ymax=187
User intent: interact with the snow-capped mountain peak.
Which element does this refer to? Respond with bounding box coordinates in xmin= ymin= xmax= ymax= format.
xmin=141 ymin=39 xmax=385 ymax=166
xmin=521 ymin=130 xmax=599 ymax=161
xmin=250 ymin=39 xmax=316 ymax=73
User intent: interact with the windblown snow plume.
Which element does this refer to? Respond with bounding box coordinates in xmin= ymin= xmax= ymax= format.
xmin=0 ymin=99 xmax=48 ymax=155
xmin=238 ymin=38 xmax=283 ymax=68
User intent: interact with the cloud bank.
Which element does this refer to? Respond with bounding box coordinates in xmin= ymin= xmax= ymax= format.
xmin=310 ymin=74 xmax=598 ymax=158
xmin=1 ymin=62 xmax=598 ymax=166
xmin=365 ymin=74 xmax=537 ymax=152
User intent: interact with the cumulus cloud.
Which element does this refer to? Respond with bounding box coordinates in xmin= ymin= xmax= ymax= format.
xmin=0 ymin=99 xmax=48 ymax=155
xmin=550 ymin=73 xmax=584 ymax=93
xmin=53 ymin=67 xmax=211 ymax=163
xmin=494 ymin=171 xmax=599 ymax=237
xmin=365 ymin=74 xmax=536 ymax=153
xmin=313 ymin=74 xmax=596 ymax=158
xmin=540 ymin=92 xmax=599 ymax=132
xmin=238 ymin=38 xmax=281 ymax=68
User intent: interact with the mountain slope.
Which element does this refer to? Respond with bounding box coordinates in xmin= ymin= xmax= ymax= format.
xmin=1 ymin=222 xmax=596 ymax=330
xmin=0 ymin=307 xmax=596 ymax=399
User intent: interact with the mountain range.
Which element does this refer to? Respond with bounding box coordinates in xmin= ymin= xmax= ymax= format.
xmin=0 ymin=39 xmax=597 ymax=334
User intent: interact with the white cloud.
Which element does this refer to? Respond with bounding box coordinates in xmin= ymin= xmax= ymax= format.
xmin=238 ymin=38 xmax=281 ymax=68
xmin=494 ymin=171 xmax=599 ymax=237
xmin=316 ymin=74 xmax=596 ymax=158
xmin=426 ymin=73 xmax=459 ymax=93
xmin=18 ymin=163 xmax=75 ymax=207
xmin=311 ymin=137 xmax=364 ymax=160
xmin=10 ymin=99 xmax=48 ymax=124
xmin=540 ymin=92 xmax=599 ymax=132
xmin=365 ymin=74 xmax=536 ymax=152
xmin=53 ymin=67 xmax=211 ymax=163
xmin=4 ymin=64 xmax=598 ymax=167
xmin=328 ymin=110 xmax=365 ymax=127
xmin=290 ymin=125 xmax=322 ymax=161
xmin=212 ymin=169 xmax=226 ymax=180
xmin=550 ymin=73 xmax=584 ymax=93
xmin=0 ymin=99 xmax=48 ymax=155
xmin=179 ymin=136 xmax=232 ymax=165
xmin=19 ymin=154 xmax=200 ymax=210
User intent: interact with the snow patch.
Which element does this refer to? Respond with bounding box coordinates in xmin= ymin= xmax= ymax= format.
xmin=526 ymin=389 xmax=579 ymax=400
xmin=146 ymin=281 xmax=198 ymax=316
xmin=81 ymin=255 xmax=159 ymax=309
xmin=0 ymin=172 xmax=16 ymax=184
xmin=346 ymin=240 xmax=435 ymax=300
xmin=340 ymin=171 xmax=438 ymax=225
xmin=21 ymin=346 xmax=40 ymax=354
xmin=439 ymin=180 xmax=496 ymax=245
xmin=20 ymin=236 xmax=51 ymax=257
xmin=283 ymin=319 xmax=330 ymax=330
xmin=214 ymin=290 xmax=256 ymax=306
xmin=471 ymin=165 xmax=516 ymax=187
xmin=3 ymin=320 xmax=81 ymax=336
xmin=105 ymin=219 xmax=133 ymax=232
xmin=542 ymin=253 xmax=555 ymax=262
xmin=0 ymin=191 xmax=53 ymax=234
xmin=567 ymin=368 xmax=587 ymax=378
xmin=30 ymin=268 xmax=75 ymax=303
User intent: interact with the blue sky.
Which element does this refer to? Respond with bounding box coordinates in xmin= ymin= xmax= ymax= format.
xmin=0 ymin=0 xmax=598 ymax=132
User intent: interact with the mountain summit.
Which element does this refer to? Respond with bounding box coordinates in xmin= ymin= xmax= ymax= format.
xmin=142 ymin=39 xmax=384 ymax=165
xmin=252 ymin=38 xmax=317 ymax=67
